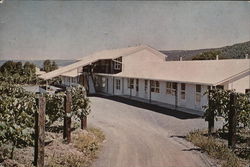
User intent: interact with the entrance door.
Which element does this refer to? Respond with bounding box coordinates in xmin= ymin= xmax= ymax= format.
xmin=179 ymin=83 xmax=186 ymax=107
xmin=136 ymin=79 xmax=139 ymax=97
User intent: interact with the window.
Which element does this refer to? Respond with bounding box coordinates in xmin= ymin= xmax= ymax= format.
xmin=128 ymin=78 xmax=134 ymax=89
xmin=150 ymin=80 xmax=160 ymax=93
xmin=166 ymin=82 xmax=177 ymax=95
xmin=196 ymin=85 xmax=201 ymax=103
xmin=144 ymin=80 xmax=148 ymax=93
xmin=114 ymin=57 xmax=122 ymax=70
xmin=180 ymin=83 xmax=186 ymax=100
xmin=116 ymin=79 xmax=121 ymax=90
xmin=101 ymin=77 xmax=106 ymax=88
xmin=166 ymin=82 xmax=172 ymax=94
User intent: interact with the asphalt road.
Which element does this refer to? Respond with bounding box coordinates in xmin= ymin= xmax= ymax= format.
xmin=89 ymin=96 xmax=217 ymax=167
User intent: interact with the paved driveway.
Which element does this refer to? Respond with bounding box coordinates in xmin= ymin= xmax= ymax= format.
xmin=89 ymin=96 xmax=216 ymax=167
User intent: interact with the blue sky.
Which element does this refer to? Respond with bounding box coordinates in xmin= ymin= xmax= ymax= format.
xmin=0 ymin=1 xmax=249 ymax=60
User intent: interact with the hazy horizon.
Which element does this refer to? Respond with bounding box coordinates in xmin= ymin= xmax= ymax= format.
xmin=0 ymin=1 xmax=250 ymax=60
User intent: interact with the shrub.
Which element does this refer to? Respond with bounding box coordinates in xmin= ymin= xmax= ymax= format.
xmin=0 ymin=83 xmax=36 ymax=158
xmin=45 ymin=93 xmax=65 ymax=127
xmin=70 ymin=85 xmax=91 ymax=120
xmin=187 ymin=131 xmax=247 ymax=167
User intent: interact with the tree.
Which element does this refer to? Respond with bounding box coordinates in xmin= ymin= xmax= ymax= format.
xmin=15 ymin=62 xmax=23 ymax=75
xmin=43 ymin=60 xmax=52 ymax=72
xmin=43 ymin=60 xmax=58 ymax=72
xmin=192 ymin=51 xmax=227 ymax=60
xmin=0 ymin=61 xmax=16 ymax=74
xmin=51 ymin=61 xmax=58 ymax=71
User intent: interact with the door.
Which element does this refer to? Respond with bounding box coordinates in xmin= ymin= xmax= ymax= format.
xmin=136 ymin=79 xmax=139 ymax=97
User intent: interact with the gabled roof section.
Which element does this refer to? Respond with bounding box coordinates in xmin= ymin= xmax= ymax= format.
xmin=61 ymin=69 xmax=79 ymax=77
xmin=115 ymin=59 xmax=250 ymax=85
xmin=39 ymin=45 xmax=163 ymax=80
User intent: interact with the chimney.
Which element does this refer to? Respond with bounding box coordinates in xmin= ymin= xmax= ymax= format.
xmin=179 ymin=57 xmax=183 ymax=61
xmin=216 ymin=55 xmax=219 ymax=60
xmin=245 ymin=54 xmax=249 ymax=59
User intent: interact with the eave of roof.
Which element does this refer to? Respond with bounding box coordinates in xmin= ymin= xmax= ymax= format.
xmin=39 ymin=45 xmax=146 ymax=80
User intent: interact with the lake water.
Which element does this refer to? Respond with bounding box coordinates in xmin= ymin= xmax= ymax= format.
xmin=0 ymin=59 xmax=77 ymax=68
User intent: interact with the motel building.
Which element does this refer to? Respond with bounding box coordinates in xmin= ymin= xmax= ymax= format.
xmin=39 ymin=45 xmax=250 ymax=115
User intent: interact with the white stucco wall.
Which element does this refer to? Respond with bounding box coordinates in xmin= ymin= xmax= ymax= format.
xmin=227 ymin=74 xmax=250 ymax=93
xmin=111 ymin=77 xmax=208 ymax=111
xmin=97 ymin=75 xmax=209 ymax=112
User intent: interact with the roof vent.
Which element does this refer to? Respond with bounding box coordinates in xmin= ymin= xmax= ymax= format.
xmin=216 ymin=55 xmax=219 ymax=60
xmin=245 ymin=54 xmax=249 ymax=59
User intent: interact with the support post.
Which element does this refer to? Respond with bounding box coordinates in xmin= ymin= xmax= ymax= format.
xmin=106 ymin=77 xmax=108 ymax=93
xmin=113 ymin=76 xmax=114 ymax=95
xmin=34 ymin=96 xmax=45 ymax=167
xmin=208 ymin=89 xmax=215 ymax=135
xmin=81 ymin=116 xmax=87 ymax=129
xmin=228 ymin=93 xmax=237 ymax=149
xmin=149 ymin=80 xmax=152 ymax=103
xmin=175 ymin=83 xmax=178 ymax=109
xmin=64 ymin=91 xmax=72 ymax=143
xmin=122 ymin=78 xmax=124 ymax=94
xmin=129 ymin=79 xmax=132 ymax=98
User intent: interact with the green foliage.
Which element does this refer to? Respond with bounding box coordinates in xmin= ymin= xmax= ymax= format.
xmin=204 ymin=89 xmax=250 ymax=128
xmin=0 ymin=82 xmax=91 ymax=160
xmin=0 ymin=83 xmax=36 ymax=155
xmin=70 ymin=85 xmax=91 ymax=119
xmin=219 ymin=41 xmax=250 ymax=59
xmin=43 ymin=85 xmax=90 ymax=127
xmin=192 ymin=50 xmax=227 ymax=60
xmin=0 ymin=61 xmax=40 ymax=85
xmin=43 ymin=60 xmax=58 ymax=72
xmin=45 ymin=93 xmax=65 ymax=127
xmin=176 ymin=41 xmax=250 ymax=60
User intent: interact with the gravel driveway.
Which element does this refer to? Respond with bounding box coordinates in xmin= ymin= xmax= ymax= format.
xmin=89 ymin=95 xmax=217 ymax=167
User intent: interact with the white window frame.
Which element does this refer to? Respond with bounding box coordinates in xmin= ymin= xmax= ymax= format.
xmin=101 ymin=77 xmax=106 ymax=88
xmin=116 ymin=79 xmax=121 ymax=90
xmin=180 ymin=83 xmax=186 ymax=100
xmin=114 ymin=57 xmax=122 ymax=70
xmin=166 ymin=82 xmax=177 ymax=95
xmin=128 ymin=78 xmax=134 ymax=89
xmin=150 ymin=80 xmax=160 ymax=93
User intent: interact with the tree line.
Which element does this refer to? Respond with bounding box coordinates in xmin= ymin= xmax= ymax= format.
xmin=0 ymin=60 xmax=58 ymax=84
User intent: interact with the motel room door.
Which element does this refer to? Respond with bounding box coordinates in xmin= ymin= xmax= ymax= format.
xmin=136 ymin=79 xmax=139 ymax=97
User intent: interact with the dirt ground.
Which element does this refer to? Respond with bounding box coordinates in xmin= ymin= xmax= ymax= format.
xmin=89 ymin=96 xmax=221 ymax=167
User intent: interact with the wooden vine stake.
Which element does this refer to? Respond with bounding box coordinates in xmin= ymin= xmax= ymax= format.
xmin=64 ymin=91 xmax=72 ymax=143
xmin=81 ymin=115 xmax=87 ymax=129
xmin=34 ymin=96 xmax=46 ymax=167
xmin=228 ymin=92 xmax=237 ymax=149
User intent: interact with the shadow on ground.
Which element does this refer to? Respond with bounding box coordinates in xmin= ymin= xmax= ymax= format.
xmin=89 ymin=94 xmax=202 ymax=120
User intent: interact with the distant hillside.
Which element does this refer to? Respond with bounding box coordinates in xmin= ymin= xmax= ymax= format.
xmin=0 ymin=59 xmax=77 ymax=68
xmin=161 ymin=41 xmax=250 ymax=61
